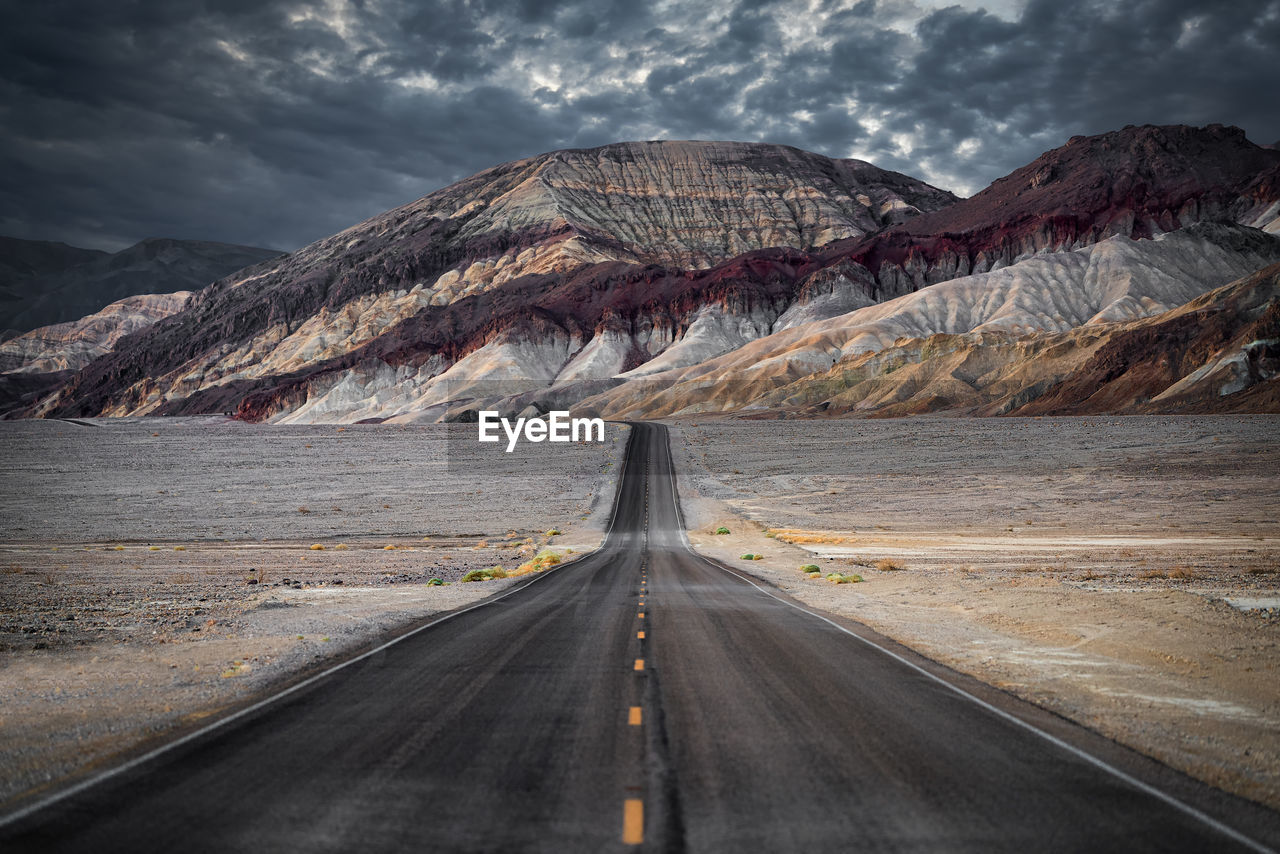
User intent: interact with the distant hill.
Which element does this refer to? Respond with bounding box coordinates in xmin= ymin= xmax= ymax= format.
xmin=0 ymin=237 xmax=281 ymax=337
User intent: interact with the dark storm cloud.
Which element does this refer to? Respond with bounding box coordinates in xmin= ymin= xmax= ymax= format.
xmin=1 ymin=0 xmax=1277 ymax=252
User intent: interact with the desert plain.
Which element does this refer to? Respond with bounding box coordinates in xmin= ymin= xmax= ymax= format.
xmin=1 ymin=413 xmax=1278 ymax=817
xmin=672 ymin=415 xmax=1280 ymax=810
xmin=0 ymin=417 xmax=626 ymax=805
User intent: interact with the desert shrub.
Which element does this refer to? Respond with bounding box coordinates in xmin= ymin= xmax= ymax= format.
xmin=511 ymin=551 xmax=563 ymax=576
xmin=426 ymin=577 xmax=444 ymax=586
xmin=546 ymin=528 xmax=562 ymax=536
xmin=826 ymin=573 xmax=863 ymax=584
xmin=714 ymin=527 xmax=730 ymax=535
xmin=875 ymin=559 xmax=905 ymax=572
xmin=461 ymin=566 xmax=507 ymax=582
xmin=740 ymin=554 xmax=757 ymax=560
xmin=335 ymin=543 xmax=349 ymax=550
xmin=1168 ymin=566 xmax=1196 ymax=580
xmin=798 ymin=564 xmax=820 ymax=573
xmin=173 ymin=546 xmax=186 ymax=552
xmin=309 ymin=544 xmax=325 ymax=551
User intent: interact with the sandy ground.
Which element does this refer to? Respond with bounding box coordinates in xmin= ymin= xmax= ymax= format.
xmin=0 ymin=417 xmax=627 ymax=806
xmin=670 ymin=414 xmax=1280 ymax=812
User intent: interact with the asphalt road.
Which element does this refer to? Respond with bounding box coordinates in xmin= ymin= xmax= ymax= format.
xmin=2 ymin=422 xmax=1278 ymax=852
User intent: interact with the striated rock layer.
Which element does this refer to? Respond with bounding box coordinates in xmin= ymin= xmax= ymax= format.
xmin=25 ymin=141 xmax=955 ymax=420
xmin=744 ymin=260 xmax=1280 ymax=418
xmin=0 ymin=291 xmax=193 ymax=375
xmin=578 ymin=223 xmax=1280 ymax=419
xmin=14 ymin=125 xmax=1280 ymax=423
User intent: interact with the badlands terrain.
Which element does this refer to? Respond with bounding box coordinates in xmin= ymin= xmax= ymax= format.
xmin=673 ymin=415 xmax=1280 ymax=809
xmin=0 ymin=417 xmax=626 ymax=804
xmin=6 ymin=124 xmax=1278 ymax=425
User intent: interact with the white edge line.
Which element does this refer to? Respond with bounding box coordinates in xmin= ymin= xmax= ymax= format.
xmin=0 ymin=423 xmax=637 ymax=831
xmin=658 ymin=423 xmax=1274 ymax=854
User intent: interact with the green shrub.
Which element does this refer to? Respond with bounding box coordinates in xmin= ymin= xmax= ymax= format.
xmin=426 ymin=577 xmax=444 ymax=586
xmin=799 ymin=564 xmax=820 ymax=573
xmin=546 ymin=528 xmax=562 ymax=536
xmin=740 ymin=553 xmax=757 ymax=560
xmin=714 ymin=527 xmax=731 ymax=535
xmin=826 ymin=573 xmax=864 ymax=584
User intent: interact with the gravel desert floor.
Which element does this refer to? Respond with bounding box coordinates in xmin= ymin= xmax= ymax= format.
xmin=0 ymin=417 xmax=626 ymax=806
xmin=3 ymin=413 xmax=1279 ymax=820
xmin=671 ymin=415 xmax=1280 ymax=812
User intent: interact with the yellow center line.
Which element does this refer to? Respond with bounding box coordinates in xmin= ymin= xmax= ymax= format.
xmin=634 ymin=658 xmax=644 ymax=671
xmin=628 ymin=706 xmax=642 ymax=726
xmin=637 ymin=630 xmax=645 ymax=639
xmin=623 ymin=799 xmax=644 ymax=844
xmin=638 ymin=612 xmax=644 ymax=618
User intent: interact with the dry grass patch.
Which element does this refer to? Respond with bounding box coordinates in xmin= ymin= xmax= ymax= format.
xmin=771 ymin=529 xmax=857 ymax=546
xmin=876 ymin=558 xmax=906 ymax=572
xmin=510 ymin=550 xmax=563 ymax=577
xmin=462 ymin=566 xmax=508 ymax=582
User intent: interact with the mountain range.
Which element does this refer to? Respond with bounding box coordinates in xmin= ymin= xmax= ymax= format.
xmin=0 ymin=237 xmax=281 ymax=337
xmin=4 ymin=124 xmax=1279 ymax=422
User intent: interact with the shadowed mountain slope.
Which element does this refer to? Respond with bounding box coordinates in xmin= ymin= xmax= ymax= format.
xmin=0 ymin=237 xmax=280 ymax=335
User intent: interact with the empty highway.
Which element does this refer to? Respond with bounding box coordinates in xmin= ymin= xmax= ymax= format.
xmin=1 ymin=423 xmax=1277 ymax=852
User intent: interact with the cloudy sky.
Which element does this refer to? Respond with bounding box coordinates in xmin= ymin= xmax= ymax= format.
xmin=2 ymin=0 xmax=1277 ymax=252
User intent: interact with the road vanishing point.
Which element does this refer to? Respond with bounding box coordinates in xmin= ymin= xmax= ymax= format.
xmin=2 ymin=423 xmax=1279 ymax=852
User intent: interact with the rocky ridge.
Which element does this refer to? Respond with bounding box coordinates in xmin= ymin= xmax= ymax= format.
xmin=11 ymin=125 xmax=1280 ymax=422
xmin=0 ymin=237 xmax=280 ymax=335
xmin=0 ymin=290 xmax=193 ymax=375
xmin=23 ymin=141 xmax=955 ymax=420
